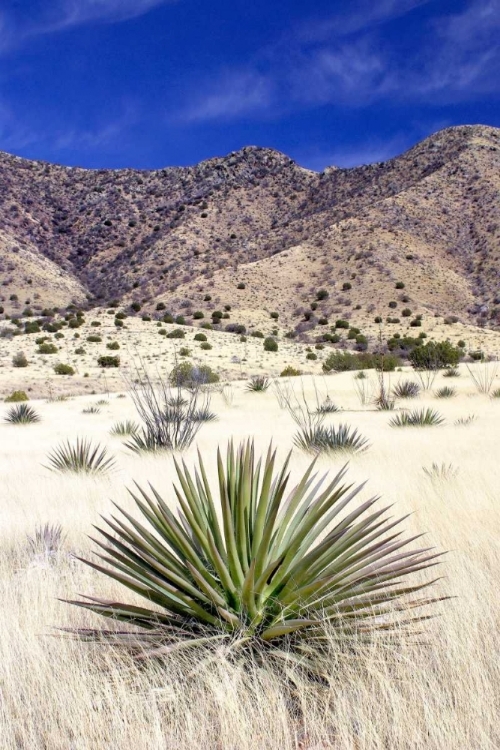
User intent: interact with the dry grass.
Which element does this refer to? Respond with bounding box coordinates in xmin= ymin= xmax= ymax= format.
xmin=1 ymin=368 xmax=499 ymax=748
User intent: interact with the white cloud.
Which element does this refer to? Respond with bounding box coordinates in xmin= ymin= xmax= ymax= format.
xmin=178 ymin=71 xmax=273 ymax=123
xmin=31 ymin=0 xmax=177 ymax=32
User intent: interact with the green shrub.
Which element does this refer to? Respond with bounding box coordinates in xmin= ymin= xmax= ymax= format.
xmin=270 ymin=311 xmax=279 ymax=319
xmin=306 ymin=352 xmax=317 ymax=361
xmin=46 ymin=438 xmax=115 ymax=475
xmin=75 ymin=347 xmax=86 ymax=355
xmin=263 ymin=337 xmax=278 ymax=352
xmin=5 ymin=390 xmax=29 ymax=403
xmin=323 ymin=351 xmax=399 ymax=373
xmin=200 ymin=342 xmax=212 ymax=350
xmin=87 ymin=335 xmax=102 ymax=343
xmin=169 ymin=362 xmax=219 ymax=387
xmin=194 ymin=333 xmax=207 ymax=342
xmin=342 ymin=282 xmax=352 ymax=291
xmin=280 ymin=366 xmax=302 ymax=377
xmin=12 ymin=352 xmax=29 ymax=368
xmin=106 ymin=341 xmax=120 ymax=350
xmin=390 ymin=408 xmax=444 ymax=427
xmin=193 ymin=311 xmax=204 ymax=319
xmin=179 ymin=347 xmax=191 ymax=357
xmin=335 ymin=319 xmax=350 ymax=329
xmin=38 ymin=342 xmax=59 ymax=354
xmin=237 ymin=282 xmax=246 ymax=289
xmin=409 ymin=341 xmax=461 ymax=369
xmin=98 ymin=356 xmax=120 ymax=368
xmin=54 ymin=363 xmax=75 ymax=376
xmin=166 ymin=329 xmax=185 ymax=339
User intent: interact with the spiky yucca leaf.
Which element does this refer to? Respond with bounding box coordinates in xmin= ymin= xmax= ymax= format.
xmin=294 ymin=424 xmax=369 ymax=454
xmin=67 ymin=441 xmax=443 ymax=666
xmin=4 ymin=403 xmax=41 ymax=424
xmin=246 ymin=376 xmax=271 ymax=392
xmin=390 ymin=408 xmax=444 ymax=428
xmin=435 ymin=386 xmax=456 ymax=399
xmin=46 ymin=438 xmax=116 ymax=475
xmin=110 ymin=420 xmax=140 ymax=437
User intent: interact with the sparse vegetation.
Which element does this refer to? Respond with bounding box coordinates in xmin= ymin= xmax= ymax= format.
xmin=390 ymin=408 xmax=444 ymax=427
xmin=45 ymin=439 xmax=116 ymax=475
xmin=4 ymin=403 xmax=40 ymax=424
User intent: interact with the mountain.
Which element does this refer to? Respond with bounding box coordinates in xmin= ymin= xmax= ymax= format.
xmin=1 ymin=124 xmax=499 ymax=334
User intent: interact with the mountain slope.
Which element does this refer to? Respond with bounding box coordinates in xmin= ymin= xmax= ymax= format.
xmin=0 ymin=124 xmax=499 ymax=332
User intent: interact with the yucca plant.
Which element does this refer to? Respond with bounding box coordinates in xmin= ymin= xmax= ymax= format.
xmin=443 ymin=367 xmax=460 ymax=378
xmin=392 ymin=380 xmax=420 ymax=399
xmin=422 ymin=462 xmax=458 ymax=481
xmin=435 ymin=386 xmax=456 ymax=399
xmin=4 ymin=403 xmax=41 ymax=424
xmin=192 ymin=406 xmax=218 ymax=422
xmin=67 ymin=441 xmax=443 ymax=671
xmin=46 ymin=438 xmax=116 ymax=475
xmin=294 ymin=424 xmax=369 ymax=455
xmin=454 ymin=414 xmax=476 ymax=426
xmin=390 ymin=408 xmax=444 ymax=428
xmin=27 ymin=523 xmax=65 ymax=560
xmin=246 ymin=376 xmax=271 ymax=392
xmin=110 ymin=420 xmax=140 ymax=437
xmin=82 ymin=406 xmax=101 ymax=414
xmin=315 ymin=397 xmax=340 ymax=414
xmin=491 ymin=388 xmax=500 ymax=399
xmin=96 ymin=399 xmax=109 ymax=406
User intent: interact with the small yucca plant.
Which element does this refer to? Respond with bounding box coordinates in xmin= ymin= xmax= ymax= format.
xmin=4 ymin=403 xmax=41 ymax=424
xmin=27 ymin=523 xmax=65 ymax=560
xmin=392 ymin=380 xmax=420 ymax=399
xmin=443 ymin=367 xmax=460 ymax=378
xmin=454 ymin=414 xmax=476 ymax=426
xmin=390 ymin=408 xmax=444 ymax=428
xmin=435 ymin=386 xmax=456 ymax=399
xmin=422 ymin=462 xmax=458 ymax=481
xmin=67 ymin=441 xmax=443 ymax=670
xmin=315 ymin=397 xmax=340 ymax=414
xmin=46 ymin=438 xmax=116 ymax=475
xmin=294 ymin=424 xmax=369 ymax=454
xmin=110 ymin=420 xmax=140 ymax=437
xmin=192 ymin=405 xmax=218 ymax=422
xmin=246 ymin=376 xmax=271 ymax=392
xmin=491 ymin=388 xmax=500 ymax=399
xmin=82 ymin=406 xmax=101 ymax=414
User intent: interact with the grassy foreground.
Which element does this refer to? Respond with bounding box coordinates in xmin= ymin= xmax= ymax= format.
xmin=0 ymin=369 xmax=499 ymax=749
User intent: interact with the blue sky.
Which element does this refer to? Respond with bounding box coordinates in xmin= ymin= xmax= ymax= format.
xmin=0 ymin=0 xmax=499 ymax=170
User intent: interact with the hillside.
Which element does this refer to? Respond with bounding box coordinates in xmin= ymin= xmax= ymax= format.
xmin=0 ymin=124 xmax=499 ymax=337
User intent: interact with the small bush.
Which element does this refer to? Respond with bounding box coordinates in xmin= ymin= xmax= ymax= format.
xmin=169 ymin=362 xmax=219 ymax=388
xmin=294 ymin=424 xmax=369 ymax=454
xmin=435 ymin=386 xmax=456 ymax=399
xmin=12 ymin=352 xmax=28 ymax=368
xmin=98 ymin=356 xmax=120 ymax=368
xmin=392 ymin=380 xmax=420 ymax=399
xmin=179 ymin=348 xmax=191 ymax=357
xmin=335 ymin=319 xmax=350 ymax=329
xmin=87 ymin=335 xmax=102 ymax=343
xmin=5 ymin=390 xmax=29 ymax=403
xmin=110 ymin=420 xmax=140 ymax=437
xmin=237 ymin=282 xmax=246 ymax=289
xmin=46 ymin=439 xmax=115 ymax=475
xmin=200 ymin=342 xmax=212 ymax=350
xmin=38 ymin=342 xmax=58 ymax=354
xmin=316 ymin=289 xmax=329 ymax=301
xmin=106 ymin=341 xmax=120 ymax=350
xmin=54 ymin=363 xmax=75 ymax=376
xmin=306 ymin=352 xmax=317 ymax=361
xmin=166 ymin=329 xmax=185 ymax=339
xmin=263 ymin=337 xmax=278 ymax=352
xmin=194 ymin=332 xmax=207 ymax=341
xmin=280 ymin=366 xmax=302 ymax=377
xmin=246 ymin=376 xmax=271 ymax=392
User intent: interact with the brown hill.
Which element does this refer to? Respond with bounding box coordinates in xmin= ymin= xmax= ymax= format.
xmin=0 ymin=124 xmax=499 ymax=335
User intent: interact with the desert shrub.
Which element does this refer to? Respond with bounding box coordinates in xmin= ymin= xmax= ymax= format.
xmin=200 ymin=342 xmax=212 ymax=350
xmin=162 ymin=314 xmax=174 ymax=324
xmin=114 ymin=319 xmax=124 ymax=328
xmin=5 ymin=390 xmax=28 ymax=402
xmin=491 ymin=388 xmax=500 ymax=398
xmin=191 ymin=406 xmax=218 ymax=422
xmin=82 ymin=406 xmax=100 ymax=414
xmin=193 ymin=311 xmax=204 ymax=319
xmin=4 ymin=403 xmax=40 ymax=424
xmin=169 ymin=362 xmax=219 ymax=388
xmin=166 ymin=329 xmax=185 ymax=339
xmin=225 ymin=324 xmax=246 ymax=334
xmin=98 ymin=355 xmax=120 ymax=368
xmin=270 ymin=311 xmax=279 ymax=319
xmin=263 ymin=337 xmax=278 ymax=352
xmin=316 ymin=289 xmax=329 ymax=300
xmin=131 ymin=302 xmax=141 ymax=312
xmin=335 ymin=319 xmax=350 ymax=329
xmin=251 ymin=330 xmax=264 ymax=339
xmin=54 ymin=363 xmax=75 ymax=376
xmin=175 ymin=315 xmax=186 ymax=325
xmin=27 ymin=523 xmax=65 ymax=560
xmin=87 ymin=335 xmax=102 ymax=343
xmin=306 ymin=352 xmax=317 ymax=361
xmin=201 ymin=323 xmax=213 ymax=330
xmin=194 ymin=333 xmax=207 ymax=342
xmin=12 ymin=352 xmax=28 ymax=368
xmin=409 ymin=341 xmax=461 ymax=369
xmin=443 ymin=367 xmax=460 ymax=377
xmin=67 ymin=440 xmax=441 ymax=670
xmin=106 ymin=341 xmax=120 ymax=350
xmin=38 ymin=342 xmax=58 ymax=354
xmin=24 ymin=321 xmax=40 ymax=334
xmin=395 ymin=281 xmax=405 ymax=289
xmin=342 ymin=282 xmax=352 ymax=291
xmin=402 ymin=308 xmax=412 ymax=317
xmin=75 ymin=347 xmax=86 ymax=355
xmin=392 ymin=380 xmax=420 ymax=399
xmin=179 ymin=347 xmax=191 ymax=357
xmin=237 ymin=282 xmax=246 ymax=289
xmin=323 ymin=351 xmax=399 ymax=373
xmin=246 ymin=376 xmax=271 ymax=392
xmin=46 ymin=438 xmax=115 ymax=474
xmin=315 ymin=397 xmax=339 ymax=414
xmin=390 ymin=408 xmax=444 ymax=427
xmin=280 ymin=366 xmax=302 ymax=377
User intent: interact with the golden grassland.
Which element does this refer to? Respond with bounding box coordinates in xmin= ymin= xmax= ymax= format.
xmin=1 ymin=368 xmax=499 ymax=748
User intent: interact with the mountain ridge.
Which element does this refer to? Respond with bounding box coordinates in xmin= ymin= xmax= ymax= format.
xmin=0 ymin=123 xmax=499 ymax=336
